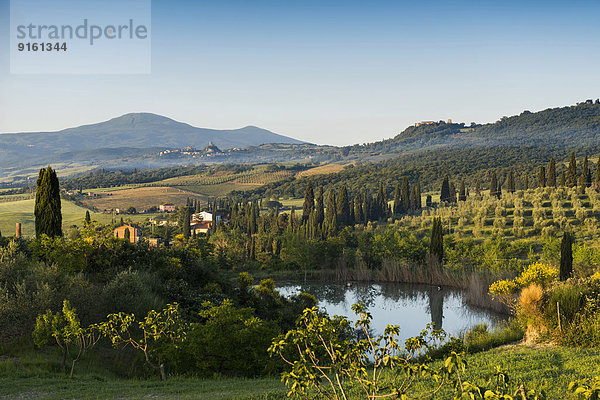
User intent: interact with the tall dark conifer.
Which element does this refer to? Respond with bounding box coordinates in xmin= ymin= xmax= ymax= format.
xmin=440 ymin=175 xmax=450 ymax=203
xmin=401 ymin=178 xmax=410 ymax=212
xmin=538 ymin=166 xmax=546 ymax=188
xmin=567 ymin=152 xmax=577 ymax=187
xmin=548 ymin=158 xmax=557 ymax=187
xmin=595 ymin=161 xmax=600 ymax=191
xmin=429 ymin=217 xmax=444 ymax=266
xmin=582 ymin=156 xmax=591 ymax=187
xmin=336 ymin=185 xmax=351 ymax=227
xmin=354 ymin=192 xmax=363 ymax=224
xmin=449 ymin=182 xmax=457 ymax=203
xmin=458 ymin=180 xmax=466 ymax=201
xmin=315 ymin=187 xmax=324 ymax=226
xmin=302 ymin=180 xmax=315 ymax=222
xmin=324 ymin=190 xmax=337 ymax=236
xmin=35 ymin=166 xmax=62 ymax=238
xmin=393 ymin=184 xmax=402 ymax=214
xmin=560 ymin=232 xmax=573 ymax=281
xmin=506 ymin=172 xmax=515 ymax=193
xmin=490 ymin=172 xmax=498 ymax=198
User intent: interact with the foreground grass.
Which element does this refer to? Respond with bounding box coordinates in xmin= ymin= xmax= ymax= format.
xmin=0 ymin=374 xmax=285 ymax=400
xmin=2 ymin=345 xmax=599 ymax=399
xmin=426 ymin=345 xmax=600 ymax=398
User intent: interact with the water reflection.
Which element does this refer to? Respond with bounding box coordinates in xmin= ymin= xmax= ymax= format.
xmin=278 ymin=281 xmax=506 ymax=342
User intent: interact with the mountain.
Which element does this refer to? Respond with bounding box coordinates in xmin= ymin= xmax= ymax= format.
xmin=0 ymin=113 xmax=305 ymax=168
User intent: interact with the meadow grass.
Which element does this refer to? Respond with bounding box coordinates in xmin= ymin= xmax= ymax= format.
xmin=1 ymin=345 xmax=598 ymax=399
xmin=0 ymin=198 xmax=157 ymax=238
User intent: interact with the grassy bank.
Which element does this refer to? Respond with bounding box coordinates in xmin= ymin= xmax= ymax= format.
xmin=1 ymin=345 xmax=598 ymax=399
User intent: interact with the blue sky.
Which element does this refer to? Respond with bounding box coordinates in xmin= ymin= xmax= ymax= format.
xmin=1 ymin=0 xmax=600 ymax=145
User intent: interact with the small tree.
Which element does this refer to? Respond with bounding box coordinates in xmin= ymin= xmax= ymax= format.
xmin=560 ymin=232 xmax=574 ymax=281
xmin=33 ymin=300 xmax=101 ymax=378
xmin=98 ymin=303 xmax=186 ymax=380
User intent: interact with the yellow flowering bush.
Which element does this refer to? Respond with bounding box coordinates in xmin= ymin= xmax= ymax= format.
xmin=489 ymin=262 xmax=558 ymax=308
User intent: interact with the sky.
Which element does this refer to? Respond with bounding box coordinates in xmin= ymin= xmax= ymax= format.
xmin=1 ymin=0 xmax=600 ymax=146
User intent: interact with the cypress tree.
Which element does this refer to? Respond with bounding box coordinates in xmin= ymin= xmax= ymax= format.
xmin=288 ymin=206 xmax=296 ymax=233
xmin=376 ymin=182 xmax=387 ymax=218
xmin=336 ymin=185 xmax=351 ymax=226
xmin=325 ymin=190 xmax=337 ymax=236
xmin=582 ymin=156 xmax=591 ymax=187
xmin=548 ymin=158 xmax=557 ymax=187
xmin=123 ymin=227 xmax=131 ymax=242
xmin=449 ymin=182 xmax=457 ymax=203
xmin=595 ymin=161 xmax=600 ymax=191
xmin=429 ymin=217 xmax=444 ymax=266
xmin=475 ymin=180 xmax=481 ymax=196
xmin=302 ymin=180 xmax=315 ymax=222
xmin=560 ymin=232 xmax=573 ymax=281
xmin=393 ymin=184 xmax=402 ymax=214
xmin=458 ymin=180 xmax=466 ymax=201
xmin=84 ymin=210 xmax=91 ymax=225
xmin=182 ymin=207 xmax=191 ymax=238
xmin=362 ymin=192 xmax=370 ymax=224
xmin=416 ymin=182 xmax=422 ymax=209
xmin=567 ymin=152 xmax=577 ymax=187
xmin=538 ymin=166 xmax=546 ymax=188
xmin=34 ymin=166 xmax=62 ymax=238
xmin=410 ymin=186 xmax=418 ymax=210
xmin=401 ymin=178 xmax=410 ymax=212
xmin=524 ymin=175 xmax=529 ymax=190
xmin=506 ymin=172 xmax=515 ymax=193
xmin=315 ymin=187 xmax=324 ymax=226
xmin=560 ymin=171 xmax=566 ymax=187
xmin=490 ymin=172 xmax=498 ymax=198
xmin=354 ymin=192 xmax=363 ymax=225
xmin=440 ymin=175 xmax=450 ymax=203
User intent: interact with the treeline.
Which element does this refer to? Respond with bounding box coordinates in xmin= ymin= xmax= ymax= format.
xmin=61 ymin=164 xmax=252 ymax=190
xmin=232 ymin=146 xmax=579 ymax=202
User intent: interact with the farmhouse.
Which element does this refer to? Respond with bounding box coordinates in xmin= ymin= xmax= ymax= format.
xmin=159 ymin=203 xmax=176 ymax=212
xmin=191 ymin=220 xmax=212 ymax=235
xmin=191 ymin=211 xmax=222 ymax=223
xmin=113 ymin=223 xmax=142 ymax=243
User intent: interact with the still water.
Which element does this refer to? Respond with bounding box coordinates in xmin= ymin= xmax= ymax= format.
xmin=278 ymin=281 xmax=507 ymax=342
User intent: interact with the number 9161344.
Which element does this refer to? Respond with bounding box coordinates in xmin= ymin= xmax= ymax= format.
xmin=17 ymin=42 xmax=67 ymax=51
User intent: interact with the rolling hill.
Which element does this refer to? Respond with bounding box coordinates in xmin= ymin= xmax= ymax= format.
xmin=0 ymin=112 xmax=305 ymax=169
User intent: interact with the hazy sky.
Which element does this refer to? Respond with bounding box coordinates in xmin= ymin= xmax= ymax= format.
xmin=1 ymin=0 xmax=600 ymax=146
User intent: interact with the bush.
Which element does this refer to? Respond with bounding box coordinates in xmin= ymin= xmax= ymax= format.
xmin=181 ymin=300 xmax=281 ymax=377
xmin=102 ymin=269 xmax=164 ymax=317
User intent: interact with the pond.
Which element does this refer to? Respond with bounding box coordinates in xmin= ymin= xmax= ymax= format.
xmin=278 ymin=281 xmax=507 ymax=343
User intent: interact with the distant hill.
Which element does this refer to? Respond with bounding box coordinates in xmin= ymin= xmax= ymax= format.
xmin=0 ymin=113 xmax=305 ymax=169
xmin=356 ymin=100 xmax=600 ymax=154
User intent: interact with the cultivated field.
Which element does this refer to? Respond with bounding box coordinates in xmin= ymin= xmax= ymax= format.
xmin=81 ymin=186 xmax=205 ymax=212
xmin=296 ymin=163 xmax=348 ymax=178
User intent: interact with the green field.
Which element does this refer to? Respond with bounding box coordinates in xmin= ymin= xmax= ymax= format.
xmin=1 ymin=345 xmax=598 ymax=399
xmin=0 ymin=198 xmax=156 ymax=238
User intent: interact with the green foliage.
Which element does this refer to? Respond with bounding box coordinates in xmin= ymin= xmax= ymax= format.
xmin=569 ymin=377 xmax=600 ymax=399
xmin=97 ymin=303 xmax=187 ymax=380
xmin=560 ymin=232 xmax=574 ymax=281
xmin=32 ymin=299 xmax=100 ymax=377
xmin=34 ymin=166 xmax=62 ymax=238
xmin=430 ymin=217 xmax=444 ymax=265
xmin=182 ymin=299 xmax=280 ymax=377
